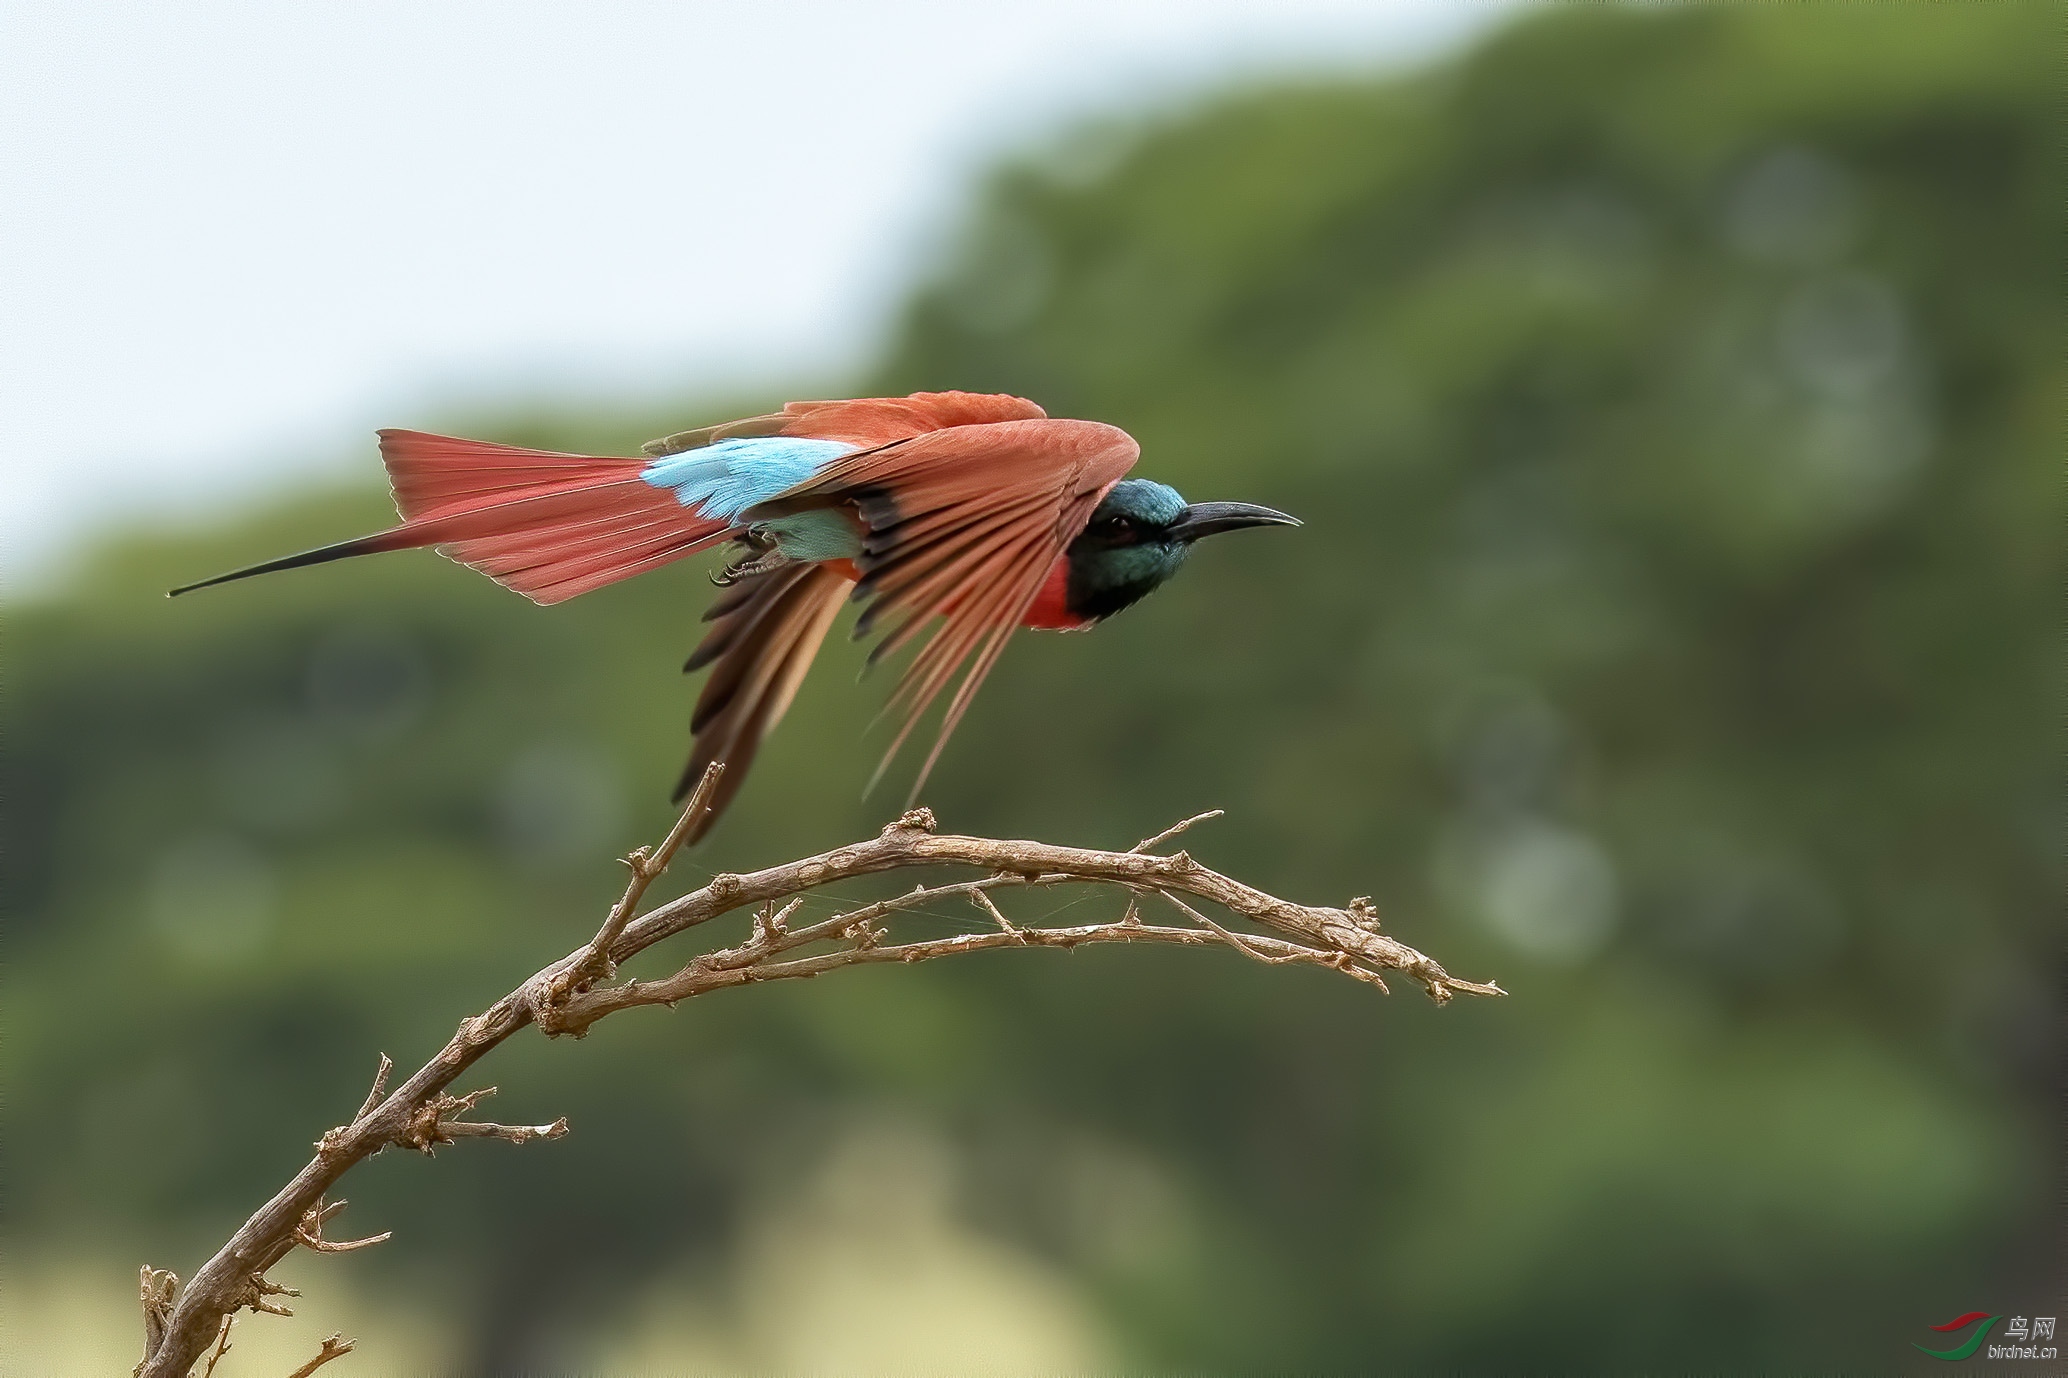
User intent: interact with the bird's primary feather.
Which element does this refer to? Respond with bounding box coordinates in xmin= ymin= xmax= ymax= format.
xmin=673 ymin=561 xmax=852 ymax=835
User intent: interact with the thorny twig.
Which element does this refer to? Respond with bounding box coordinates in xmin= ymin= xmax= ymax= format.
xmin=135 ymin=770 xmax=1500 ymax=1375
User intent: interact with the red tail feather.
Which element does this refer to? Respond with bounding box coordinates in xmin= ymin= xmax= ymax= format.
xmin=170 ymin=432 xmax=731 ymax=603
xmin=375 ymin=430 xmax=729 ymax=604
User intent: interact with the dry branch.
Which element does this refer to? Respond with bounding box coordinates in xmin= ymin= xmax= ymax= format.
xmin=284 ymin=1335 xmax=355 ymax=1378
xmin=134 ymin=776 xmax=1499 ymax=1375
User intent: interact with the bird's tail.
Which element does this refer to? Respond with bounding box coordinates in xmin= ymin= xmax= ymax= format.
xmin=169 ymin=430 xmax=734 ymax=605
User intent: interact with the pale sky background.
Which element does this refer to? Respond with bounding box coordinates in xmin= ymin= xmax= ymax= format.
xmin=5 ymin=1 xmax=1510 ymax=592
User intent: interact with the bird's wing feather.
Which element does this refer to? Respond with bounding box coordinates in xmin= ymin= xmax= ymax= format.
xmin=748 ymin=417 xmax=1139 ymax=798
xmin=642 ymin=391 xmax=1046 ymax=457
xmin=672 ymin=561 xmax=854 ymax=836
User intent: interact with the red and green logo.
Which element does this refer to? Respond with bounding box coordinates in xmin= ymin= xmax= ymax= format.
xmin=1915 ymin=1313 xmax=2000 ymax=1361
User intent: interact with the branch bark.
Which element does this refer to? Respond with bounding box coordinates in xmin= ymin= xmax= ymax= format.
xmin=134 ymin=780 xmax=1500 ymax=1375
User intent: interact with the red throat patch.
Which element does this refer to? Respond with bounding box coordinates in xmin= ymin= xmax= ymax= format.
xmin=1020 ymin=554 xmax=1090 ymax=630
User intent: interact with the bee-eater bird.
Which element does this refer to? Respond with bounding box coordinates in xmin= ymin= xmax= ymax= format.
xmin=171 ymin=391 xmax=1299 ymax=835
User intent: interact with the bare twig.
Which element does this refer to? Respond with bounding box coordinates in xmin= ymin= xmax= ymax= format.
xmin=134 ymin=802 xmax=1499 ymax=1377
xmin=244 ymin=1274 xmax=297 ymax=1319
xmin=135 ymin=1267 xmax=178 ymax=1377
xmin=199 ymin=1314 xmax=234 ymax=1378
xmin=1131 ymin=809 xmax=1224 ymax=853
xmin=434 ymin=1117 xmax=571 ymax=1145
xmin=285 ymin=1334 xmax=355 ymax=1378
xmin=393 ymin=1085 xmax=569 ymax=1155
xmin=294 ymin=1218 xmax=390 ymax=1254
xmin=968 ymin=885 xmax=1019 ymax=933
xmin=549 ymin=762 xmax=725 ymax=1007
xmin=621 ymin=920 xmax=1380 ymax=996
xmin=754 ymin=897 xmax=803 ymax=944
xmin=1157 ymin=889 xmax=1390 ymax=991
xmin=351 ymin=1054 xmax=392 ymax=1123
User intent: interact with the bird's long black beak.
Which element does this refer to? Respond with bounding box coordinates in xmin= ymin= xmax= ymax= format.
xmin=1168 ymin=500 xmax=1302 ymax=542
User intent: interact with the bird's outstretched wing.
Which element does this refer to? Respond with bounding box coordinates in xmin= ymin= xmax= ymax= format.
xmin=672 ymin=560 xmax=853 ymax=835
xmin=660 ymin=391 xmax=1061 ymax=828
xmin=747 ymin=417 xmax=1140 ymax=798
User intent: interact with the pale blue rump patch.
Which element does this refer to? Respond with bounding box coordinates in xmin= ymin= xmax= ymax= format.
xmin=639 ymin=437 xmax=854 ymax=521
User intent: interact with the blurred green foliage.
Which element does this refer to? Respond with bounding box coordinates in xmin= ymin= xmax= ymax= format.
xmin=6 ymin=4 xmax=2056 ymax=1370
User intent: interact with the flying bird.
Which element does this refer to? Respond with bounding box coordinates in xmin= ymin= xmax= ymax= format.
xmin=171 ymin=391 xmax=1299 ymax=835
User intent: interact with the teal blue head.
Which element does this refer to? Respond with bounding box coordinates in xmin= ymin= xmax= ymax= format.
xmin=1064 ymin=479 xmax=1300 ymax=622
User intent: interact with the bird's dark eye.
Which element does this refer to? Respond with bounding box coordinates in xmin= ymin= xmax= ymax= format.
xmin=1101 ymin=515 xmax=1133 ymax=535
